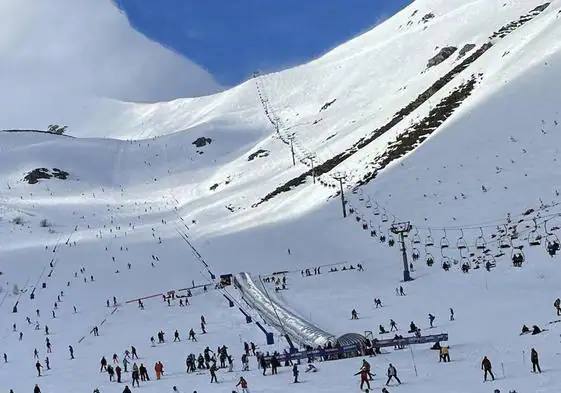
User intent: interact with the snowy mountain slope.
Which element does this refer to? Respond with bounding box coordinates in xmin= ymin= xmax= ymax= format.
xmin=3 ymin=1 xmax=561 ymax=393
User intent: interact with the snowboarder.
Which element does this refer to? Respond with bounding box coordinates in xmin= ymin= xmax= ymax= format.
xmin=481 ymin=356 xmax=495 ymax=381
xmin=351 ymin=309 xmax=359 ymax=320
xmin=531 ymin=348 xmax=541 ymax=373
xmin=386 ymin=364 xmax=401 ymax=386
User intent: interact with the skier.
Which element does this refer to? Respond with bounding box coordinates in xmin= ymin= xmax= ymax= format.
xmin=270 ymin=354 xmax=279 ymax=375
xmin=531 ymin=348 xmax=541 ymax=373
xmin=390 ymin=319 xmax=398 ymax=331
xmin=555 ymin=298 xmax=561 ymax=316
xmin=45 ymin=356 xmax=50 ymax=370
xmin=34 ymin=385 xmax=41 ymax=393
xmin=107 ymin=365 xmax=115 ymax=381
xmin=36 ymin=360 xmax=43 ymax=376
xmin=260 ymin=355 xmax=267 ymax=376
xmin=386 ymin=364 xmax=401 ymax=386
xmin=439 ymin=346 xmax=450 ymax=362
xmin=131 ymin=346 xmax=138 ymax=359
xmin=123 ymin=357 xmax=129 ymax=373
xmin=236 ymin=376 xmax=249 ymax=392
xmin=189 ymin=328 xmax=197 ymax=341
xmin=100 ymin=356 xmax=108 ymax=372
xmin=241 ymin=353 xmax=249 ymax=371
xmin=155 ymin=361 xmax=164 ymax=380
xmin=399 ymin=286 xmax=406 ymax=296
xmin=351 ymin=309 xmax=359 ymax=320
xmin=293 ymin=364 xmax=299 ymax=383
xmin=210 ymin=363 xmax=218 ymax=383
xmin=355 ymin=361 xmax=371 ymax=391
xmin=481 ymin=356 xmax=495 ymax=381
xmin=428 ymin=314 xmax=436 ymax=328
xmin=132 ymin=363 xmax=140 ymax=387
xmin=116 ymin=365 xmax=122 ymax=382
xmin=450 ymin=308 xmax=455 ymax=321
xmin=69 ymin=345 xmax=74 ymax=359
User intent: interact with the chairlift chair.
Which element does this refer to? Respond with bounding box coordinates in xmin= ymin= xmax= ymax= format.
xmin=476 ymin=228 xmax=486 ymax=250
xmin=381 ymin=210 xmax=389 ymax=223
xmin=499 ymin=236 xmax=511 ymax=249
xmin=425 ymin=229 xmax=435 ymax=247
xmin=456 ymin=229 xmax=467 ymax=250
xmin=411 ymin=247 xmax=420 ymax=261
xmin=511 ymin=248 xmax=525 ymax=267
xmin=388 ymin=234 xmax=395 ymax=247
xmin=366 ymin=197 xmax=372 ymax=209
xmin=528 ymin=220 xmax=542 ymax=246
xmin=545 ymin=219 xmax=560 ymax=256
xmin=440 ymin=230 xmax=450 ymax=249
xmin=426 ymin=251 xmax=435 ymax=266
xmin=373 ymin=203 xmax=380 ymax=216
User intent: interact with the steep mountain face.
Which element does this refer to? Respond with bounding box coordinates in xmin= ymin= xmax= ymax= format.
xmin=2 ymin=2 xmax=561 ymax=392
xmin=4 ymin=0 xmax=560 ymax=232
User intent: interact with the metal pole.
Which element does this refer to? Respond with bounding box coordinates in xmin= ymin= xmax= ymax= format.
xmin=290 ymin=139 xmax=296 ymax=166
xmin=334 ymin=176 xmax=347 ymax=218
xmin=401 ymin=232 xmax=411 ymax=282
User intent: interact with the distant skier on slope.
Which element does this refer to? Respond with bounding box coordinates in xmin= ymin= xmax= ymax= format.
xmin=481 ymin=356 xmax=495 ymax=382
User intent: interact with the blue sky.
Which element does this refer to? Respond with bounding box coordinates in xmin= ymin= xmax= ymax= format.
xmin=115 ymin=0 xmax=413 ymax=86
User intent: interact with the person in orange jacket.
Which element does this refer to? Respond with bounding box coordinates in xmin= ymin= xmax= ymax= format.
xmin=155 ymin=361 xmax=164 ymax=380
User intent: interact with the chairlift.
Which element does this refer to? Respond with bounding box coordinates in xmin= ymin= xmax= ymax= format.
xmin=440 ymin=229 xmax=450 ymax=249
xmin=528 ymin=219 xmax=542 ymax=246
xmin=411 ymin=247 xmax=420 ymax=261
xmin=456 ymin=229 xmax=467 ymax=250
xmin=476 ymin=227 xmax=486 ymax=250
xmin=362 ymin=220 xmax=368 ymax=231
xmin=425 ymin=229 xmax=435 ymax=247
xmin=355 ymin=215 xmax=361 ymax=223
xmin=426 ymin=251 xmax=435 ymax=266
xmin=388 ymin=234 xmax=395 ymax=247
xmin=366 ymin=197 xmax=372 ymax=209
xmin=545 ymin=220 xmax=560 ymax=256
xmin=511 ymin=247 xmax=525 ymax=267
xmin=411 ymin=227 xmax=421 ymax=245
xmin=381 ymin=210 xmax=389 ymax=223
xmin=441 ymin=255 xmax=452 ymax=271
xmin=379 ymin=226 xmax=386 ymax=243
xmin=499 ymin=235 xmax=511 ymax=249
xmin=373 ymin=203 xmax=380 ymax=216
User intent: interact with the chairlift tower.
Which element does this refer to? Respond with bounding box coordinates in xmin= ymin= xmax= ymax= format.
xmin=332 ymin=172 xmax=347 ymax=218
xmin=391 ymin=222 xmax=413 ymax=282
xmin=287 ymin=133 xmax=296 ymax=166
xmin=307 ymin=154 xmax=316 ymax=184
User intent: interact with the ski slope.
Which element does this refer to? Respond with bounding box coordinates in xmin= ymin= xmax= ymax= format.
xmin=3 ymin=0 xmax=561 ymax=392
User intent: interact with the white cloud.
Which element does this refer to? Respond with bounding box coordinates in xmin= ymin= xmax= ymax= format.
xmin=0 ymin=0 xmax=221 ymax=131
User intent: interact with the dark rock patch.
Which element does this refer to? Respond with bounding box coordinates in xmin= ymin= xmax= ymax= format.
xmin=24 ymin=168 xmax=69 ymax=184
xmin=192 ymin=137 xmax=212 ymax=148
xmin=427 ymin=47 xmax=457 ymax=68
xmin=320 ymin=99 xmax=337 ymax=112
xmin=248 ymin=149 xmax=270 ymax=161
xmin=457 ymin=44 xmax=476 ymax=60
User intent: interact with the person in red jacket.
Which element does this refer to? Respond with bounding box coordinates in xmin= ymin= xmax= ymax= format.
xmin=354 ymin=362 xmax=371 ymax=390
